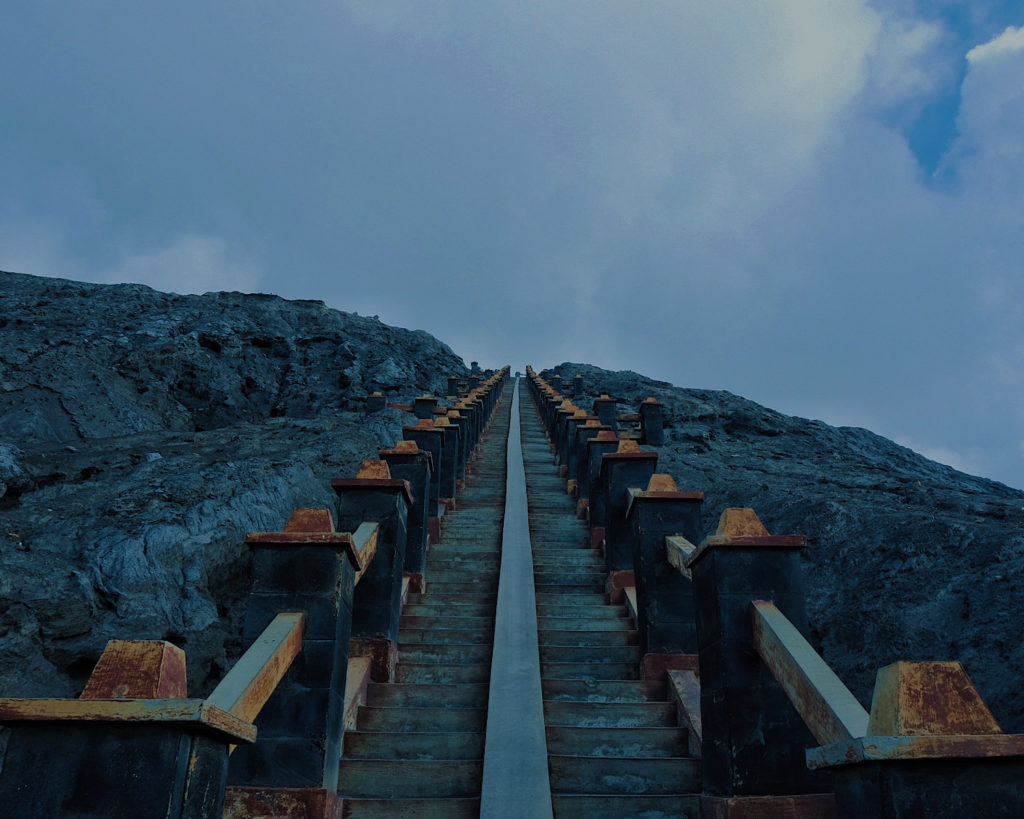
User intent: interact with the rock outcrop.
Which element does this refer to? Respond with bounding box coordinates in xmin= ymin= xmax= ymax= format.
xmin=545 ymin=362 xmax=1024 ymax=732
xmin=0 ymin=271 xmax=466 ymax=697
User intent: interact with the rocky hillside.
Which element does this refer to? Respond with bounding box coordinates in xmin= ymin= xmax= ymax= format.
xmin=544 ymin=362 xmax=1024 ymax=732
xmin=0 ymin=271 xmax=467 ymax=697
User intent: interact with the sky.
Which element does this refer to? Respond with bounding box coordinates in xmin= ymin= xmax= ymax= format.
xmin=2 ymin=1 xmax=1024 ymax=488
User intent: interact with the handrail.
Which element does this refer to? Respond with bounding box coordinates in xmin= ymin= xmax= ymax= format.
xmin=750 ymin=600 xmax=869 ymax=745
xmin=206 ymin=612 xmax=305 ymax=725
xmin=352 ymin=521 xmax=380 ymax=584
xmin=665 ymin=534 xmax=697 ymax=579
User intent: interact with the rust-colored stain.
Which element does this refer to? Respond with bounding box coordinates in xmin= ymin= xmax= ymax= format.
xmin=433 ymin=416 xmax=452 ymax=427
xmin=594 ymin=430 xmax=618 ymax=442
xmin=0 ymin=697 xmax=256 ymax=743
xmin=223 ymin=786 xmax=344 ymax=819
xmin=349 ymin=637 xmax=398 ymax=683
xmin=607 ymin=570 xmax=634 ymax=603
xmin=356 ymin=459 xmax=392 ymax=479
xmin=701 ymin=794 xmax=838 ymax=818
xmin=615 ymin=439 xmax=642 ymax=453
xmin=284 ymin=508 xmax=335 ymax=533
xmin=418 ymin=393 xmax=435 ymax=400
xmin=647 ymin=473 xmax=680 ymax=492
xmin=371 ymin=391 xmax=383 ymax=397
xmin=643 ymin=397 xmax=663 ymax=405
xmin=598 ymin=393 xmax=611 ymax=400
xmin=81 ymin=640 xmax=187 ymax=699
xmin=214 ymin=613 xmax=305 ymax=726
xmin=447 ymin=410 xmax=462 ymax=419
xmin=868 ymin=661 xmax=1002 ymax=736
xmin=572 ymin=410 xmax=588 ymax=419
xmin=716 ymin=507 xmax=770 ymax=538
xmin=415 ymin=418 xmax=436 ymax=429
xmin=582 ymin=419 xmax=603 ymax=428
xmin=642 ymin=652 xmax=699 ymax=680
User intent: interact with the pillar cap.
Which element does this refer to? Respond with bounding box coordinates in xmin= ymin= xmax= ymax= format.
xmin=687 ymin=507 xmax=806 ymax=568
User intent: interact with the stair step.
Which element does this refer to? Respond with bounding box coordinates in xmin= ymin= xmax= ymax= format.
xmin=535 ymin=571 xmax=608 ymax=585
xmin=396 ymin=663 xmax=490 ymax=684
xmin=544 ymin=701 xmax=677 ymax=727
xmin=365 ymin=682 xmax=489 ymax=708
xmin=546 ymin=726 xmax=689 ymax=758
xmin=536 ymin=593 xmax=608 ymax=606
xmin=548 ymin=755 xmax=700 ymax=795
xmin=400 ymin=615 xmax=494 ymax=631
xmin=538 ymin=629 xmax=637 ymax=646
xmin=343 ymin=730 xmax=485 ymax=760
xmin=342 ymin=798 xmax=480 ymax=818
xmin=535 ymin=585 xmax=606 ymax=596
xmin=550 ymin=794 xmax=701 ymax=818
xmin=537 ymin=605 xmax=628 ymax=619
xmin=543 ymin=679 xmax=666 ymax=702
xmin=338 ymin=759 xmax=482 ymax=798
xmin=357 ymin=705 xmax=486 ymax=732
xmin=420 ymin=582 xmax=497 ymax=597
xmin=541 ymin=662 xmax=639 ymax=680
xmin=400 ymin=644 xmax=492 ymax=665
xmin=540 ymin=645 xmax=641 ymax=664
xmin=538 ymin=617 xmax=632 ymax=632
xmin=399 ymin=627 xmax=494 ymax=645
xmin=403 ymin=602 xmax=495 ymax=618
xmin=426 ymin=575 xmax=499 ymax=589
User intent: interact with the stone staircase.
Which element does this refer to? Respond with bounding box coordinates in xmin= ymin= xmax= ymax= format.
xmin=337 ymin=382 xmax=700 ymax=817
xmin=521 ymin=386 xmax=702 ymax=818
xmin=337 ymin=390 xmax=509 ymax=816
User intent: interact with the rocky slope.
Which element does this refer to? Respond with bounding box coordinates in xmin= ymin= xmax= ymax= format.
xmin=0 ymin=271 xmax=467 ymax=697
xmin=544 ymin=362 xmax=1024 ymax=732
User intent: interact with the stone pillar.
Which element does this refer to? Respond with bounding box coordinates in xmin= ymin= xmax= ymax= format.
xmin=625 ymin=474 xmax=703 ymax=660
xmin=598 ymin=440 xmax=658 ymax=578
xmin=379 ymin=440 xmax=433 ymax=590
xmin=689 ymin=508 xmax=827 ymax=799
xmin=0 ymin=641 xmax=248 ymax=819
xmin=583 ymin=430 xmax=620 ymax=529
xmin=593 ymin=394 xmax=618 ymax=432
xmin=550 ymin=374 xmax=563 ymax=394
xmin=332 ymin=461 xmax=411 ymax=682
xmin=468 ymin=375 xmax=480 ymax=390
xmin=230 ymin=507 xmax=359 ymax=790
xmin=572 ymin=421 xmax=611 ymax=505
xmin=573 ymin=374 xmax=584 ymax=397
xmin=809 ymin=661 xmax=1024 ymax=818
xmin=447 ymin=409 xmax=470 ymax=481
xmin=365 ymin=391 xmax=387 ymax=413
xmin=447 ymin=375 xmax=461 ymax=397
xmin=639 ymin=397 xmax=665 ymax=446
xmin=413 ymin=393 xmax=438 ymax=420
xmin=433 ymin=416 xmax=461 ymax=504
xmin=403 ymin=421 xmax=445 ymax=542
xmin=470 ymin=360 xmax=481 ymax=375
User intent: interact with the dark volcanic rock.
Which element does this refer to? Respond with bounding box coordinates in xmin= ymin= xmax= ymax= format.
xmin=545 ymin=362 xmax=1024 ymax=732
xmin=0 ymin=271 xmax=466 ymax=697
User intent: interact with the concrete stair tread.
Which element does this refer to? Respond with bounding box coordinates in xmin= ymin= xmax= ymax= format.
xmin=399 ymin=627 xmax=495 ymax=645
xmin=548 ymin=755 xmax=701 ymax=795
xmin=357 ymin=705 xmax=486 ymax=732
xmin=400 ymin=615 xmax=495 ymax=630
xmin=540 ymin=645 xmax=641 ymax=663
xmin=341 ymin=798 xmax=480 ymax=818
xmin=543 ymin=700 xmax=677 ymax=727
xmin=343 ymin=730 xmax=485 ymax=760
xmin=543 ymin=679 xmax=667 ymax=702
xmin=538 ymin=618 xmax=633 ymax=631
xmin=541 ymin=661 xmax=639 ymax=680
xmin=545 ymin=725 xmax=689 ymax=758
xmin=396 ymin=663 xmax=491 ymax=683
xmin=549 ymin=794 xmax=701 ymax=818
xmin=365 ymin=682 xmax=489 ymax=708
xmin=538 ymin=629 xmax=638 ymax=646
xmin=337 ymin=759 xmax=483 ymax=798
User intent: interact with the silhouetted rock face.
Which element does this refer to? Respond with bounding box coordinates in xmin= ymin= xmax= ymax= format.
xmin=546 ymin=362 xmax=1024 ymax=732
xmin=0 ymin=271 xmax=466 ymax=697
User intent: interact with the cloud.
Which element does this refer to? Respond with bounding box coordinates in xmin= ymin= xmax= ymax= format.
xmin=966 ymin=24 xmax=1024 ymax=64
xmin=100 ymin=233 xmax=263 ymax=295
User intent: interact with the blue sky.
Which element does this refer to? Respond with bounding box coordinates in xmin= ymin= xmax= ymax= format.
xmin=2 ymin=1 xmax=1024 ymax=488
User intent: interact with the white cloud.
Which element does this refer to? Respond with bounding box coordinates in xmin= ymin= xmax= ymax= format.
xmin=101 ymin=233 xmax=263 ymax=295
xmin=966 ymin=24 xmax=1024 ymax=64
xmin=895 ymin=435 xmax=989 ymax=477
